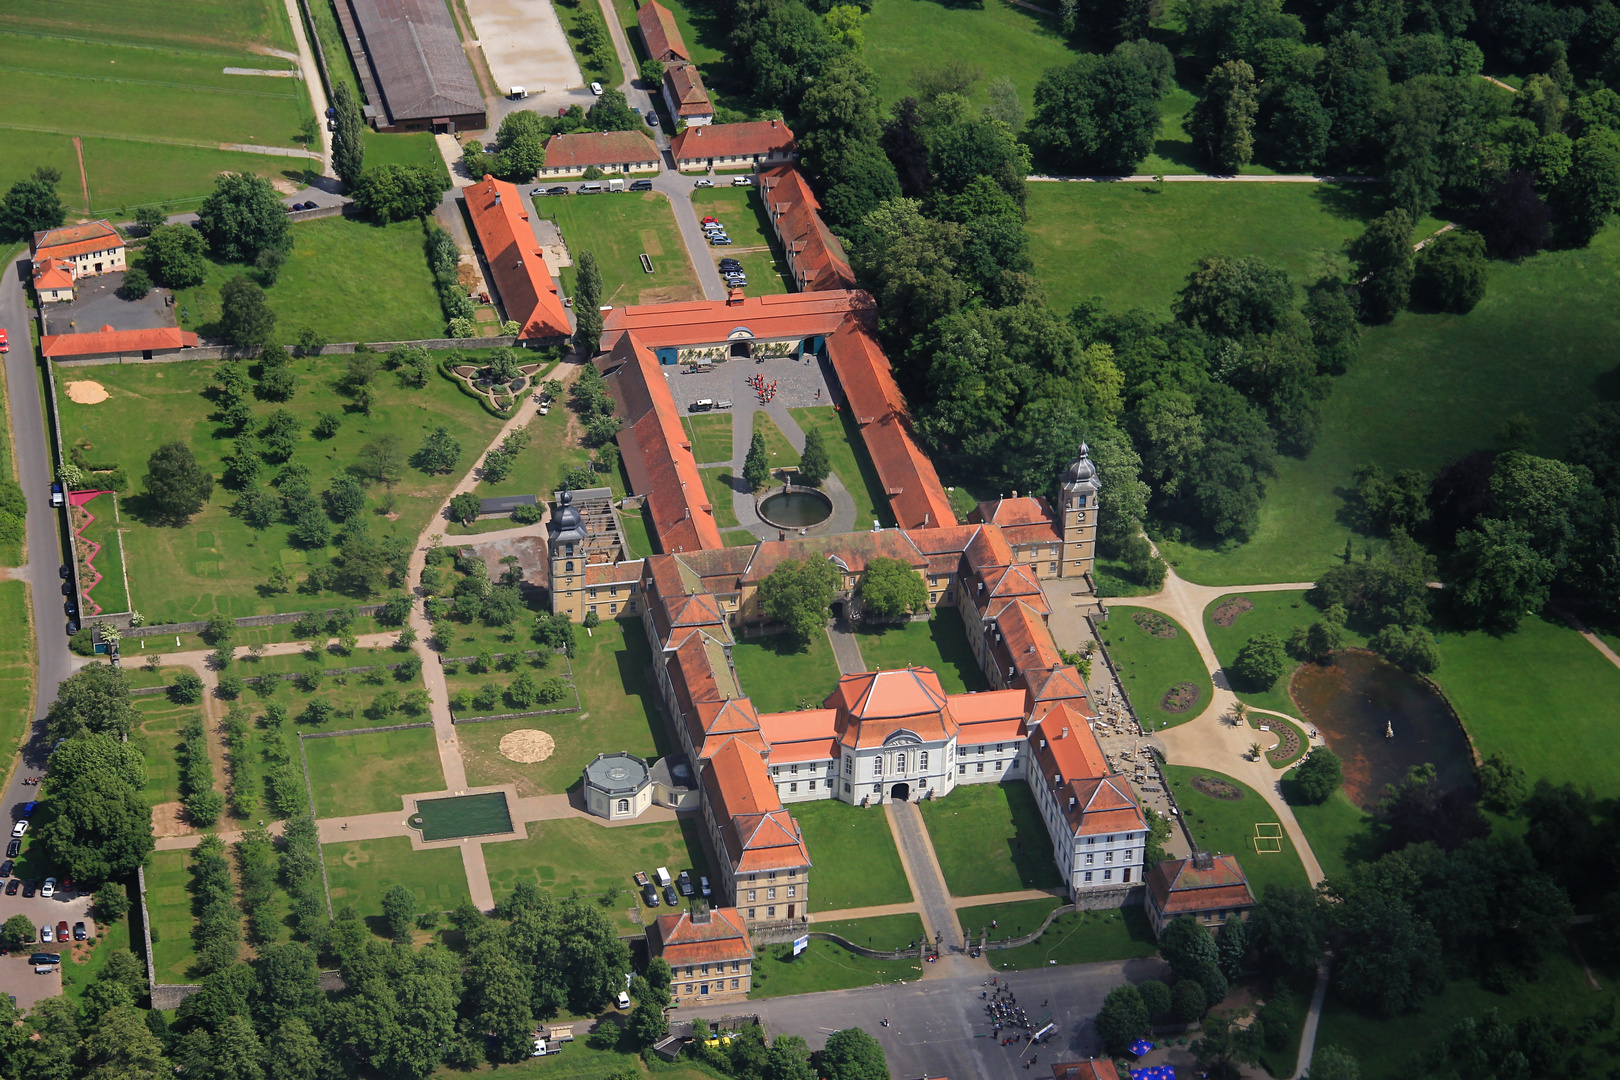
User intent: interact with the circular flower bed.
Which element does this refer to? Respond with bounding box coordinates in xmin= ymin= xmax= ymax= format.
xmin=1132 ymin=611 xmax=1179 ymax=638
xmin=1210 ymin=596 xmax=1254 ymax=627
xmin=1161 ymin=681 xmax=1201 ymax=712
xmin=1191 ymin=774 xmax=1244 ymax=800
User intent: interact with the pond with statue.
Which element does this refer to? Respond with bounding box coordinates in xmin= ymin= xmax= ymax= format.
xmin=1289 ymin=649 xmax=1475 ymax=810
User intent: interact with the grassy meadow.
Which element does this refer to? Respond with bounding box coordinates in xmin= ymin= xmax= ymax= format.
xmin=537 ymin=192 xmax=702 ymax=306
xmin=917 ymin=782 xmax=1063 ymax=895
xmin=303 ymin=726 xmax=445 ymax=817
xmin=1098 ymin=607 xmax=1214 ymax=728
xmin=792 ymin=799 xmax=912 ymax=910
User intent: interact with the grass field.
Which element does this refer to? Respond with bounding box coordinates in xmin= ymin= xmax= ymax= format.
xmin=957 ymin=896 xmax=1060 ymax=940
xmin=689 ymin=188 xmax=792 ymax=294
xmin=249 ymin=661 xmax=431 ymax=731
xmin=1098 ymin=607 xmax=1214 ymax=728
xmin=1203 ymin=591 xmax=1368 ymax=718
xmin=1162 ymin=765 xmax=1310 ymax=899
xmin=482 ymin=816 xmax=708 ymax=927
xmin=918 ymin=783 xmax=1063 ymax=896
xmin=536 ymin=192 xmax=702 ymax=306
xmin=460 ymin=622 xmax=669 ymax=796
xmin=1432 ymin=613 xmax=1620 ymax=799
xmin=58 ymin=914 xmax=122 ymax=1002
xmin=685 ymin=413 xmax=733 ymax=464
xmin=700 ymin=467 xmax=741 ymax=528
xmin=132 ymin=696 xmax=198 ymax=808
xmin=750 ymin=938 xmax=923 ymax=998
xmin=1146 ymin=223 xmax=1620 ymax=586
xmin=792 ymin=800 xmax=912 ymax=910
xmin=303 ymin=726 xmax=445 ymax=817
xmin=167 ymin=215 xmax=445 ymax=342
xmin=0 ymin=0 xmax=294 ymax=52
xmin=144 ymin=848 xmax=200 ymax=982
xmin=852 ymin=615 xmax=989 ymax=694
xmin=864 ymin=0 xmax=1078 ymax=119
xmin=787 ymin=407 xmax=893 ymax=530
xmin=730 ymin=633 xmax=842 ymax=713
xmin=753 ymin=411 xmax=799 ymax=470
xmin=76 ymin=492 xmax=128 ymax=614
xmin=812 ymin=912 xmax=926 ymax=951
xmin=55 ymin=354 xmax=503 ymax=625
xmin=323 ymin=835 xmax=471 ymax=922
xmin=0 ymin=584 xmax=36 ymax=769
xmin=988 ymin=906 xmax=1158 ymax=970
xmin=1284 ymin=784 xmax=1373 ymax=882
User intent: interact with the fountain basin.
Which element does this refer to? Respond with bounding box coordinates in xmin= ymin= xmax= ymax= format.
xmin=758 ymin=487 xmax=833 ymax=529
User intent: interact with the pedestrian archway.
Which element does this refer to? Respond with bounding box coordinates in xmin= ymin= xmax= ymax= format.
xmin=890 ymin=782 xmax=910 ymax=802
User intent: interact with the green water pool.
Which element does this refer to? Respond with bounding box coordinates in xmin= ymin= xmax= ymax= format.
xmin=410 ymin=792 xmax=513 ymax=841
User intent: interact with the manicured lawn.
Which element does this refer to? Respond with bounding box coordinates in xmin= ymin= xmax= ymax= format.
xmin=364 ymin=131 xmax=452 ymax=186
xmin=1162 ymin=765 xmax=1310 ymax=899
xmin=917 ymin=783 xmax=1063 ymax=896
xmin=168 ymin=215 xmax=446 ymax=342
xmin=813 ymin=913 xmax=926 ymax=951
xmin=685 ymin=412 xmax=734 ymax=464
xmin=0 ymin=583 xmax=36 ymax=769
xmin=144 ymin=848 xmax=200 ymax=983
xmin=132 ymin=696 xmax=198 ymax=807
xmin=1203 ymin=591 xmax=1367 ymax=718
xmin=1150 ymin=224 xmax=1620 ymax=586
xmin=700 ymin=467 xmax=741 ymax=528
xmin=323 ymin=835 xmax=471 ymax=923
xmin=787 ymin=407 xmax=892 ymax=530
xmin=55 ymin=355 xmax=503 ymax=625
xmin=690 ymin=188 xmax=792 ymax=294
xmin=0 ymin=0 xmax=295 ymax=53
xmin=303 ymin=726 xmax=445 ymax=817
xmin=989 ymin=906 xmax=1159 ymax=970
xmin=1284 ymin=784 xmax=1374 ymax=883
xmin=536 ymin=192 xmax=703 ymax=306
xmin=1432 ymin=613 xmax=1620 ymax=799
xmin=1136 ymin=84 xmax=1286 ymax=177
xmin=956 ymin=896 xmax=1060 ymax=941
xmin=792 ymin=800 xmax=912 ymax=910
xmin=752 ymin=411 xmax=800 ymax=469
xmin=461 ymin=376 xmax=612 ymax=503
xmin=852 ymin=614 xmax=989 ymax=694
xmin=865 ymin=0 xmax=1078 ymax=120
xmin=481 ymin=816 xmax=708 ymax=928
xmin=1098 ymin=607 xmax=1213 ymax=728
xmin=620 ymin=504 xmax=656 ymax=558
xmin=460 ymin=621 xmax=670 ymax=796
xmin=730 ymin=633 xmax=842 ymax=713
xmin=749 ymin=938 xmax=923 ymax=998
xmin=76 ymin=492 xmax=128 ymax=614
xmin=1315 ymin=950 xmax=1618 ymax=1080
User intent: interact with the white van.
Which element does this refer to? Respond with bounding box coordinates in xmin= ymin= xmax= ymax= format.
xmin=654 ymin=866 xmax=672 ymax=887
xmin=508 ymin=86 xmax=528 ymax=99
xmin=608 ymin=177 xmax=625 ymax=192
xmin=578 ymin=182 xmax=604 ymax=194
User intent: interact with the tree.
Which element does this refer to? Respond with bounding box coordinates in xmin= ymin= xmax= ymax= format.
xmin=353 ymin=164 xmax=447 ymax=222
xmin=469 ymin=944 xmax=535 ymax=1062
xmin=1478 ymin=170 xmax=1550 ymax=258
xmin=1354 ymin=209 xmax=1413 ymax=323
xmin=197 ymin=172 xmax=292 ymax=263
xmin=574 ymin=250 xmax=603 ymax=353
xmin=819 ymin=1028 xmax=888 ymax=1080
xmin=1304 ymin=1045 xmax=1361 ymax=1080
xmin=1172 ymin=979 xmax=1208 ymax=1022
xmin=413 ymin=426 xmax=462 ymax=474
xmin=587 ymin=88 xmax=639 ymax=132
xmin=1271 ymin=83 xmax=1331 ymax=172
xmin=449 ymin=492 xmax=482 ymax=524
xmin=332 ymin=82 xmax=366 ymax=188
xmin=1332 ymin=889 xmax=1444 ymax=1016
xmin=1555 ymin=128 xmax=1620 ymax=246
xmin=45 ymin=667 xmax=141 ymax=743
xmin=1477 ymin=751 xmax=1527 ymax=813
xmin=1413 ymin=229 xmax=1488 ymax=313
xmin=143 ymin=441 xmax=214 ymax=525
xmin=1216 ymin=915 xmax=1248 ymax=980
xmin=798 ymin=428 xmax=831 ymax=486
xmin=1292 ymin=747 xmax=1342 ymax=804
xmin=0 ymin=174 xmax=64 ymax=240
xmin=743 ymin=429 xmax=771 ymax=491
xmin=1231 ymin=631 xmax=1287 ymax=688
xmin=169 ymin=669 xmax=205 ymax=705
xmin=758 ymin=557 xmax=840 ymax=642
xmin=0 ymin=914 xmax=34 ymax=948
xmin=1449 ymin=518 xmax=1556 ymax=631
xmin=358 ymin=434 xmax=405 ymax=485
xmin=35 ymin=772 xmax=153 ymax=886
xmin=218 ymin=275 xmax=277 ymax=348
xmin=134 ymin=203 xmax=167 ymax=233
xmin=79 ymin=1005 xmax=170 ymax=1079
xmin=1026 ymin=43 xmax=1170 ymax=173
xmin=1174 ymin=254 xmax=1292 ymax=339
xmin=1095 ymin=983 xmax=1149 ymax=1054
xmin=119 ymin=266 xmax=152 ymax=300
xmin=382 ymin=883 xmax=418 ymax=940
xmin=1369 ymin=623 xmax=1440 ymax=673
xmin=1189 ymin=60 xmax=1259 ymax=172
xmin=140 ymin=222 xmax=211 ymax=291
xmin=1138 ymin=978 xmax=1172 ymax=1019
xmin=859 ymin=557 xmax=926 ymax=618
xmin=257 ymin=244 xmax=287 ymax=286
xmin=94 ymin=882 xmax=131 ymax=922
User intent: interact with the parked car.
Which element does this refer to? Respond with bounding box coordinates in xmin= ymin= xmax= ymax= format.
xmin=709 ymin=236 xmax=732 ymax=245
xmin=701 ymin=216 xmax=719 ymax=224
xmin=530 ymin=187 xmax=550 ymax=196
xmin=5 ymin=880 xmax=18 ymax=896
xmin=617 ymin=990 xmax=632 ymax=1009
xmin=677 ymin=870 xmax=694 ymax=897
xmin=38 ymin=926 xmax=50 ymax=944
xmin=6 ymin=840 xmax=20 ymax=859
xmin=72 ymin=923 xmax=86 ymax=941
xmin=694 ymin=178 xmax=714 ymax=187
xmin=630 ymin=179 xmax=653 ymax=191
xmin=731 ymin=176 xmax=754 ymax=186
xmin=28 ymin=954 xmax=59 ymax=966
xmin=642 ymin=883 xmax=659 ymax=907
xmin=663 ymin=883 xmax=678 ymax=906
xmin=590 ymin=81 xmax=604 ymax=95
xmin=700 ymin=875 xmax=712 ymax=898
xmin=0 ymin=329 xmax=8 ymax=353
xmin=12 ymin=821 xmax=27 ymax=839
xmin=55 ymin=923 xmax=68 ymax=942
xmin=49 ymin=483 xmax=63 ymax=508
xmin=20 ymin=803 xmax=35 ymax=819
xmin=58 ymin=564 xmax=69 ymax=579
xmin=1 ymin=860 xmax=13 ymax=878
xmin=702 ymin=222 xmax=725 ymax=232
xmin=546 ymin=185 xmax=569 ymax=196
xmin=645 ymin=111 xmax=657 ymax=125
xmin=21 ymin=880 xmax=34 ymax=897
xmin=40 ymin=878 xmax=53 ymax=899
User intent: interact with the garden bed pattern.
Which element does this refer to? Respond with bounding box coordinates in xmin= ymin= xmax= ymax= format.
xmin=1265 ymin=721 xmax=1301 ymax=764
xmin=1210 ymin=596 xmax=1254 ymax=627
xmin=68 ymin=490 xmax=116 ymax=616
xmin=1190 ymin=774 xmax=1243 ymax=800
xmin=1132 ymin=611 xmax=1179 ymax=637
xmin=1161 ymin=682 xmax=1201 ymax=713
xmin=446 ymin=361 xmax=545 ymax=415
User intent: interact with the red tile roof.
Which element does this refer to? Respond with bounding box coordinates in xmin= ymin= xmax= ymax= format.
xmin=584 ymin=560 xmax=644 ymax=586
xmin=543 ymin=130 xmax=659 ymax=170
xmin=31 ymin=220 xmax=121 ymax=262
xmin=758 ymin=166 xmax=855 ymax=292
xmin=672 ymin=120 xmax=796 ymax=163
xmin=1052 ymin=1062 xmax=1120 ymax=1080
xmin=649 ymin=907 xmax=753 ymax=966
xmin=32 ymin=259 xmax=74 ymax=291
xmin=464 ymin=175 xmax=571 ymax=340
xmin=637 ymin=0 xmax=688 ymax=62
xmin=970 ymin=496 xmax=1061 ymax=546
xmin=827 ymin=668 xmax=960 ymax=748
xmin=602 ymin=333 xmax=724 ymax=553
xmin=1027 ymin=709 xmax=1143 ymax=838
xmin=602 ymin=291 xmax=856 ymax=349
xmin=1146 ymin=854 xmax=1257 ymax=915
xmin=701 ymin=738 xmax=810 ymax=872
xmin=663 ymin=64 xmax=711 ymax=117
xmin=948 ymin=689 xmax=1027 ymax=745
xmin=41 ymin=328 xmax=197 ymax=357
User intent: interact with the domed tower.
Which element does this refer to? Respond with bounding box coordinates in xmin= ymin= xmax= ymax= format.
xmin=1058 ymin=442 xmax=1100 ymax=582
xmin=547 ymin=489 xmax=589 ymax=617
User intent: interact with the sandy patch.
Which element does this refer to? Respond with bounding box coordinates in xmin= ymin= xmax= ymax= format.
xmin=499 ymin=729 xmax=555 ymax=763
xmin=271 ymin=177 xmax=301 ymax=195
xmin=151 ymin=802 xmax=191 ymax=837
xmin=65 ymin=380 xmax=108 ymax=404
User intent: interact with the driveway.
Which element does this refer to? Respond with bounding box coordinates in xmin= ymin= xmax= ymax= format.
xmin=41 ymin=272 xmax=176 ymax=336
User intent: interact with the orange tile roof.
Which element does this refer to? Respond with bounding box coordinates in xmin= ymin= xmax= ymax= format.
xmin=542 ymin=130 xmax=659 ymax=170
xmin=602 ymin=291 xmax=856 ymax=349
xmin=672 ymin=120 xmax=796 ymax=163
xmin=945 ymin=689 xmax=1026 ymax=726
xmin=603 ymin=334 xmax=724 ymax=553
xmin=764 ymin=737 xmax=839 ymax=764
xmin=584 ymin=560 xmax=644 ymax=586
xmin=758 ymin=166 xmax=855 ymax=292
xmin=32 ymin=259 xmax=74 ymax=291
xmin=464 ymin=176 xmax=571 ymax=339
xmin=1146 ymin=855 xmax=1257 ymax=915
xmin=738 ymin=529 xmax=925 ymax=585
xmin=31 ymin=220 xmax=121 ymax=262
xmin=758 ymin=709 xmax=839 ymax=764
xmin=41 ymin=328 xmax=197 ymax=357
xmin=1030 ymin=704 xmax=1108 ymax=780
xmin=637 ymin=0 xmax=688 ymax=62
xmin=827 ymin=668 xmax=960 ymax=749
xmin=992 ymin=601 xmax=1063 ymax=683
xmin=664 ymin=64 xmax=711 ymax=116
xmin=701 ymin=739 xmax=810 ymax=872
xmin=1027 ymin=709 xmax=1143 ymax=837
xmin=1025 ymin=665 xmax=1092 ymax=710
xmin=702 ymin=737 xmax=781 ymax=819
xmin=971 ymin=496 xmax=1055 ymax=528
xmin=1052 ymin=1062 xmax=1121 ymax=1080
xmin=649 ymin=907 xmax=753 ymax=966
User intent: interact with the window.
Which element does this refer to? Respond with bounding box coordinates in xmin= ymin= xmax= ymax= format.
xmin=768 ymin=871 xmax=777 ymax=882
xmin=958 ymin=764 xmax=966 ymax=775
xmin=1083 ymin=871 xmax=1093 ymax=882
xmin=930 ymin=594 xmax=937 ymax=603
xmin=873 ymin=757 xmax=882 ymax=775
xmin=565 ymin=561 xmax=574 ymax=572
xmin=790 ymin=764 xmax=799 ymax=775
xmin=1105 ymin=851 xmax=1114 ymax=864
xmin=844 ymin=782 xmax=851 ymax=793
xmin=747 ymin=890 xmax=756 ymax=902
xmin=617 ymin=799 xmax=628 ymax=813
xmin=772 ymin=766 xmax=781 ymax=776
xmin=686 ymin=967 xmax=694 ymax=977
xmin=732 ymin=961 xmax=740 ymax=972
xmin=589 ymin=588 xmax=598 ymax=599
xmin=896 ymin=753 xmax=906 ymax=772
xmin=767 ymin=906 xmax=776 ymax=917
xmin=789 ymin=782 xmax=798 ymax=793
xmin=808 ymin=779 xmax=817 ymax=790
xmin=920 ymin=751 xmax=928 ymax=770
xmin=610 ymin=585 xmax=618 ymax=596
xmin=976 ymin=762 xmax=984 ymax=773
xmin=996 ymin=744 xmax=1004 ymax=753
xmin=995 ymin=761 xmax=1002 ymax=770
xmin=1103 ymin=869 xmax=1112 ymax=880
xmin=747 ymin=908 xmax=755 ymax=919
xmin=1123 ymin=868 xmax=1132 ymax=883
xmin=731 ymin=978 xmax=740 ymax=989
xmin=610 ymin=603 xmax=618 ymax=614
xmin=701 ymin=965 xmax=710 ymax=976
xmin=873 ymin=783 xmax=881 ymax=793
xmin=1085 ymin=853 xmax=1094 ymax=866
xmin=978 ymin=745 xmax=986 ymax=755
xmin=844 ymin=756 xmax=852 ymax=775
xmin=686 ymin=984 xmax=694 ymax=994
xmin=786 ymin=885 xmax=796 ymax=897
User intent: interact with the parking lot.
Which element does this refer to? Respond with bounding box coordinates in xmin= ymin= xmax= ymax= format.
xmin=40 ymin=271 xmax=177 ymax=335
xmin=0 ymin=886 xmax=96 ymax=1010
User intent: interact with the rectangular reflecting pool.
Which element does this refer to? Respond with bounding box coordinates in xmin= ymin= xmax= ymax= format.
xmin=411 ymin=792 xmax=513 ymax=841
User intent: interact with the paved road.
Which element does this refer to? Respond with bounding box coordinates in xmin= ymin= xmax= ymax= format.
xmin=885 ymin=801 xmax=961 ymax=954
xmin=680 ymin=957 xmax=1167 ymax=1080
xmin=1030 ymin=173 xmax=1381 ymax=183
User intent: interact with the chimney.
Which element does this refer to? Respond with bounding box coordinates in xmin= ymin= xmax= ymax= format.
xmin=1060 ymin=726 xmax=1068 ymax=739
xmin=495 ymin=192 xmax=501 ymax=204
xmin=1012 ymin=489 xmax=1019 ymax=499
xmin=692 ymin=899 xmax=711 ymax=924
xmin=1068 ymin=796 xmax=1077 ymax=811
xmin=1193 ymin=850 xmax=1214 ymax=871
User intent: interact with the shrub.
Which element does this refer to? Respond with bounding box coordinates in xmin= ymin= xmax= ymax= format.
xmin=1413 ymin=229 xmax=1488 ymax=314
xmin=169 ymin=670 xmax=204 ymax=704
xmin=69 ymin=627 xmax=96 ymax=656
xmin=1292 ymin=747 xmax=1343 ymax=804
xmin=94 ymin=883 xmax=130 ymax=923
xmin=119 ymin=267 xmax=152 ymax=299
xmin=510 ymin=502 xmax=543 ymax=525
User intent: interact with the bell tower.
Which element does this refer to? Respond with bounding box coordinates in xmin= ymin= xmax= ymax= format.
xmin=547 ymin=489 xmax=588 ymax=617
xmin=1058 ymin=443 xmax=1099 ymax=581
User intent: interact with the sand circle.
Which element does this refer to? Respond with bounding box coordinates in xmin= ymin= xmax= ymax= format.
xmin=499 ymin=729 xmax=555 ymax=763
xmin=66 ymin=381 xmax=109 ymax=404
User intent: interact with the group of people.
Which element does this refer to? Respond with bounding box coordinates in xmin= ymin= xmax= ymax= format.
xmin=749 ymin=373 xmax=777 ymax=403
xmin=984 ymin=979 xmax=1038 ymax=1047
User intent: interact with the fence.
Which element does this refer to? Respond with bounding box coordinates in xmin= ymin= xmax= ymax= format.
xmin=299 ymin=720 xmax=434 ymax=740
xmin=101 ymin=603 xmax=389 ymax=636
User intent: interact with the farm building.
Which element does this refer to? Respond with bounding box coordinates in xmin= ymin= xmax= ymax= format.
xmin=42 ymin=327 xmax=199 ymax=362
xmin=661 ymin=64 xmax=713 ymax=126
xmin=462 ymin=175 xmax=571 ymax=342
xmin=637 ymin=0 xmax=689 ymax=64
xmin=339 ymin=0 xmax=485 ymax=132
xmin=537 ymin=131 xmax=661 ymax=178
xmin=671 ymin=120 xmax=796 ymax=173
xmin=31 ymin=221 xmax=125 ymax=280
